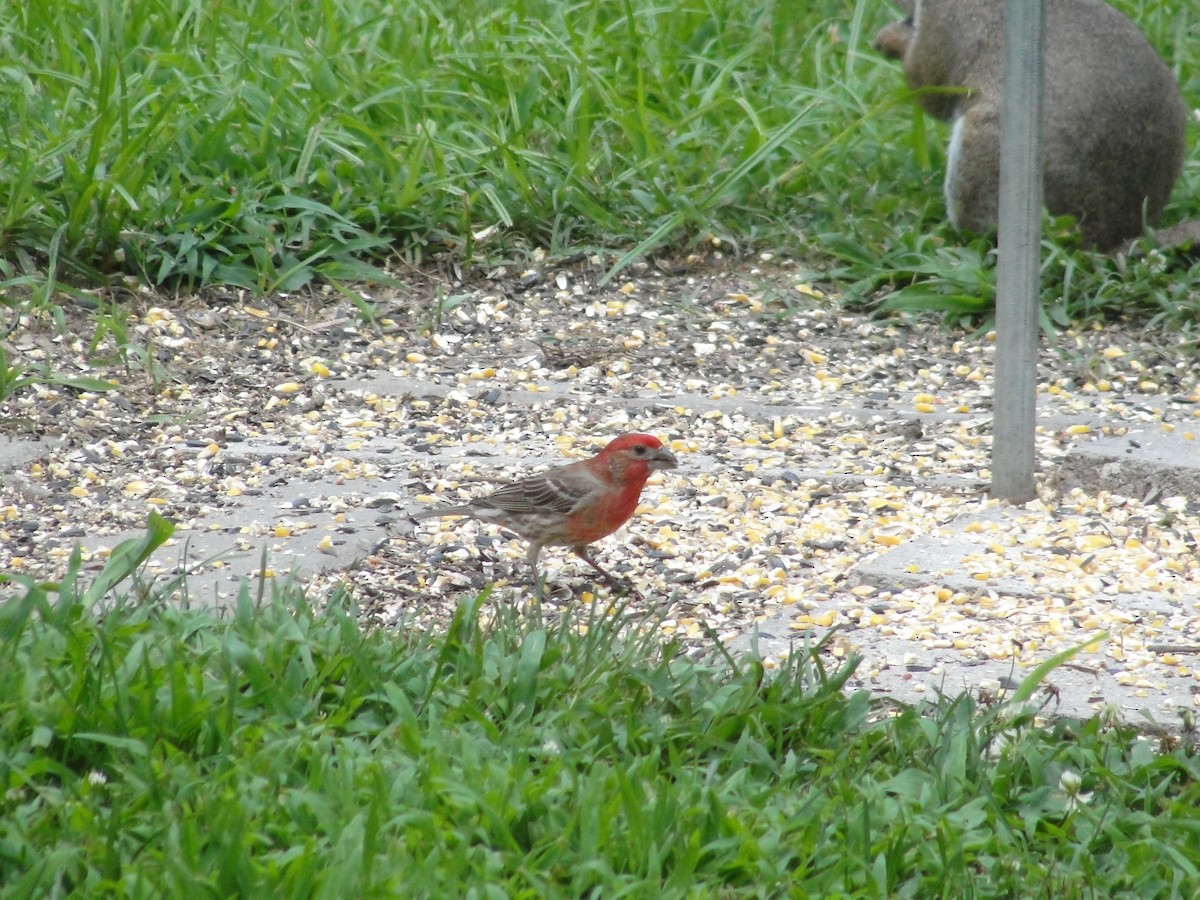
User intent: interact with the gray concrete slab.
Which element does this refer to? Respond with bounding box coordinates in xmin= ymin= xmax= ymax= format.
xmin=853 ymin=507 xmax=1184 ymax=617
xmin=729 ymin=420 xmax=1199 ymax=726
xmin=0 ymin=435 xmax=59 ymax=486
xmin=734 ymin=497 xmax=1199 ymax=727
xmin=1056 ymin=428 xmax=1200 ymax=500
xmin=4 ymin=378 xmax=1198 ymax=728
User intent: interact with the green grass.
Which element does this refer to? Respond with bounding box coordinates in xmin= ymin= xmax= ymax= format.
xmin=1 ymin=0 xmax=863 ymax=292
xmin=2 ymin=517 xmax=1200 ymax=896
xmin=3 ymin=3 xmax=1200 ymax=892
xmin=1 ymin=0 xmax=1196 ymax=328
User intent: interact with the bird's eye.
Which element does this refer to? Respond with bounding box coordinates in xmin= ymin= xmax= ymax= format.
xmin=632 ymin=444 xmax=649 ymax=455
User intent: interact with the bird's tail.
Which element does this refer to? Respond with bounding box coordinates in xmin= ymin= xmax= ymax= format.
xmin=411 ymin=504 xmax=474 ymax=520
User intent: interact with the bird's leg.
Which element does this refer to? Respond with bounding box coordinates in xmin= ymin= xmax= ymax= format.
xmin=526 ymin=540 xmax=547 ymax=601
xmin=573 ymin=546 xmax=642 ymax=599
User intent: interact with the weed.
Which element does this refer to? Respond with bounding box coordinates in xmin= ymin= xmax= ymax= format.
xmin=0 ymin=343 xmax=117 ymax=405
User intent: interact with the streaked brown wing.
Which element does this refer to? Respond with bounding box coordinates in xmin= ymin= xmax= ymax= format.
xmin=480 ymin=466 xmax=596 ymax=517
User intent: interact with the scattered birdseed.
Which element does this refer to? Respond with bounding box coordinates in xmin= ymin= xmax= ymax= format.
xmin=0 ymin=259 xmax=1197 ymax=711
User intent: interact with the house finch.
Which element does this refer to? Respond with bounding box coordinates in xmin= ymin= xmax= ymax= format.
xmin=414 ymin=433 xmax=678 ymax=597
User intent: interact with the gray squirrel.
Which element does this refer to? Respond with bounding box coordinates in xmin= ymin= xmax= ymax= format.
xmin=873 ymin=0 xmax=1189 ymax=252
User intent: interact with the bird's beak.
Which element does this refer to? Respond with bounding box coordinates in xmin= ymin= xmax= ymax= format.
xmin=649 ymin=446 xmax=679 ymax=471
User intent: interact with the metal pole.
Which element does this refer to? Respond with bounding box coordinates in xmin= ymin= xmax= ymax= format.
xmin=991 ymin=0 xmax=1045 ymax=502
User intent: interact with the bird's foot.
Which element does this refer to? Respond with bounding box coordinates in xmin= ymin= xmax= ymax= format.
xmin=601 ymin=576 xmax=643 ymax=601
